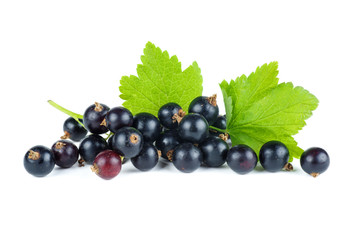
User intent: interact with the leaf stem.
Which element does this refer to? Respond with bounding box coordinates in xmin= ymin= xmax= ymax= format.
xmin=209 ymin=126 xmax=227 ymax=133
xmin=48 ymin=100 xmax=84 ymax=126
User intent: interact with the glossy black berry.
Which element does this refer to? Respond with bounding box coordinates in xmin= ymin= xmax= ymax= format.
xmin=61 ymin=117 xmax=88 ymax=141
xmin=51 ymin=140 xmax=79 ymax=168
xmin=259 ymin=141 xmax=289 ymax=172
xmin=188 ymin=95 xmax=219 ymax=125
xmin=132 ymin=112 xmax=161 ymax=142
xmin=83 ymin=102 xmax=109 ymax=134
xmin=178 ymin=113 xmax=209 ymax=143
xmin=300 ymin=147 xmax=330 ymax=177
xmin=24 ymin=145 xmax=55 ymax=177
xmin=104 ymin=106 xmax=133 ymax=133
xmin=158 ymin=102 xmax=185 ymax=129
xmin=131 ymin=143 xmax=159 ymax=171
xmin=79 ymin=135 xmax=109 ymax=164
xmin=155 ymin=129 xmax=182 ymax=160
xmin=212 ymin=115 xmax=226 ymax=130
xmin=199 ymin=136 xmax=229 ymax=167
xmin=172 ymin=143 xmax=202 ymax=173
xmin=112 ymin=127 xmax=144 ymax=158
xmin=227 ymin=144 xmax=257 ymax=174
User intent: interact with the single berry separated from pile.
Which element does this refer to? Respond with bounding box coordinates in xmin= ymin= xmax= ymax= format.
xmin=300 ymin=147 xmax=330 ymax=177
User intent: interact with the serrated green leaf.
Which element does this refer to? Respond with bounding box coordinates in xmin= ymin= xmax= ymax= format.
xmin=221 ymin=63 xmax=319 ymax=160
xmin=119 ymin=42 xmax=203 ymax=115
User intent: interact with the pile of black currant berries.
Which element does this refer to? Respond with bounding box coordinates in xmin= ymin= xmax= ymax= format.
xmin=24 ymin=95 xmax=330 ymax=180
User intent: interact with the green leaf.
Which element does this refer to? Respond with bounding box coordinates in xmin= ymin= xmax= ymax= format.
xmin=220 ymin=62 xmax=319 ymax=160
xmin=119 ymin=42 xmax=203 ymax=115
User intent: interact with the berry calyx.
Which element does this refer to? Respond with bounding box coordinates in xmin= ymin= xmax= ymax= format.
xmin=28 ymin=150 xmax=40 ymax=160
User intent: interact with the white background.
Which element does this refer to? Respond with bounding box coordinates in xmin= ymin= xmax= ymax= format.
xmin=1 ymin=0 xmax=359 ymax=239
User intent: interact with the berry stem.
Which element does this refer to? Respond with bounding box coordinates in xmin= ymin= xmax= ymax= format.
xmin=105 ymin=132 xmax=113 ymax=141
xmin=209 ymin=126 xmax=226 ymax=133
xmin=48 ymin=100 xmax=84 ymax=126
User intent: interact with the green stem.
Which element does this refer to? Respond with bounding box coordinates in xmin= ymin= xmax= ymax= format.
xmin=48 ymin=100 xmax=84 ymax=126
xmin=209 ymin=126 xmax=227 ymax=133
xmin=105 ymin=132 xmax=114 ymax=141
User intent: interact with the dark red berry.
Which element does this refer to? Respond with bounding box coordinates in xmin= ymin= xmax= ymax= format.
xmin=91 ymin=150 xmax=122 ymax=180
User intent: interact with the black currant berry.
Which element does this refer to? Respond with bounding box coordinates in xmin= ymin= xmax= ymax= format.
xmin=172 ymin=143 xmax=202 ymax=173
xmin=108 ymin=134 xmax=114 ymax=150
xmin=24 ymin=145 xmax=55 ymax=177
xmin=132 ymin=112 xmax=161 ymax=142
xmin=91 ymin=150 xmax=122 ymax=180
xmin=188 ymin=94 xmax=219 ymax=125
xmin=131 ymin=142 xmax=159 ymax=171
xmin=51 ymin=140 xmax=79 ymax=168
xmin=178 ymin=113 xmax=209 ymax=143
xmin=199 ymin=136 xmax=229 ymax=167
xmin=259 ymin=141 xmax=289 ymax=172
xmin=300 ymin=147 xmax=330 ymax=177
xmin=226 ymin=144 xmax=257 ymax=174
xmin=61 ymin=117 xmax=88 ymax=142
xmin=112 ymin=127 xmax=144 ymax=158
xmin=83 ymin=102 xmax=109 ymax=134
xmin=155 ymin=129 xmax=182 ymax=160
xmin=212 ymin=115 xmax=226 ymax=130
xmin=103 ymin=106 xmax=133 ymax=133
xmin=158 ymin=102 xmax=185 ymax=129
xmin=79 ymin=134 xmax=109 ymax=164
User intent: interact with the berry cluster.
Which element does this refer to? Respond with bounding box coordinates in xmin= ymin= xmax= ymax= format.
xmin=24 ymin=95 xmax=330 ymax=179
